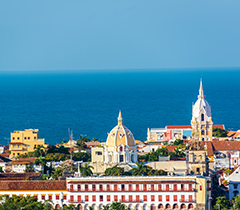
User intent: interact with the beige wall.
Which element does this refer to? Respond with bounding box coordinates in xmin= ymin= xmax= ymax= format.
xmin=91 ymin=147 xmax=104 ymax=162
xmin=9 ymin=129 xmax=46 ymax=159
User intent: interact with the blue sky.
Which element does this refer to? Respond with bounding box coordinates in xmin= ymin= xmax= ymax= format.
xmin=0 ymin=0 xmax=240 ymax=71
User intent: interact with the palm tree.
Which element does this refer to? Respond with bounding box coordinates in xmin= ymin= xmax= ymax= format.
xmin=33 ymin=145 xmax=46 ymax=157
xmin=91 ymin=137 xmax=98 ymax=142
xmin=130 ymin=162 xmax=147 ymax=176
xmin=25 ymin=163 xmax=35 ymax=172
xmin=51 ymin=168 xmax=63 ymax=180
xmin=80 ymin=163 xmax=94 ymax=176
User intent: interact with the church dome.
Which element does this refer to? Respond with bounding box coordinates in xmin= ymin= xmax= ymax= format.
xmin=106 ymin=112 xmax=136 ymax=148
xmin=192 ymin=80 xmax=211 ymax=119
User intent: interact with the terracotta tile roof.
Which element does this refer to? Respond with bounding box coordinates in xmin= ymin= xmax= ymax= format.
xmin=164 ymin=146 xmax=177 ymax=152
xmin=211 ymin=140 xmax=240 ymax=151
xmin=227 ymin=131 xmax=236 ymax=137
xmin=0 ymin=172 xmax=41 ymax=180
xmin=11 ymin=158 xmax=37 ymax=165
xmin=0 ymin=180 xmax=66 ymax=190
xmin=9 ymin=142 xmax=24 ymax=145
xmin=167 ymin=124 xmax=225 ymax=130
xmin=85 ymin=142 xmax=100 ymax=148
xmin=201 ymin=141 xmax=214 ymax=156
xmin=0 ymin=153 xmax=10 ymax=158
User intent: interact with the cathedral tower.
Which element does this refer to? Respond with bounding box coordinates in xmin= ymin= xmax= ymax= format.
xmin=191 ymin=80 xmax=213 ymax=141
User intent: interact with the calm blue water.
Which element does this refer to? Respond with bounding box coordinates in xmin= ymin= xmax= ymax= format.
xmin=0 ymin=70 xmax=239 ymax=145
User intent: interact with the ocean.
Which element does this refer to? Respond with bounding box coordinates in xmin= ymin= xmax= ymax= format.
xmin=0 ymin=69 xmax=239 ymax=145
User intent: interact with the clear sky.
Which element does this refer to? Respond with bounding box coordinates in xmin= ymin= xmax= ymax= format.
xmin=0 ymin=0 xmax=240 ymax=72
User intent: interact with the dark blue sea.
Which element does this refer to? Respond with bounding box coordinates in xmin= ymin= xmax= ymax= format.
xmin=0 ymin=70 xmax=239 ymax=145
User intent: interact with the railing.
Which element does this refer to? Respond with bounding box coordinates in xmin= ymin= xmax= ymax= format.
xmin=68 ymin=200 xmax=84 ymax=203
xmin=68 ymin=188 xmax=195 ymax=192
xmin=119 ymin=199 xmax=143 ymax=203
xmin=179 ymin=199 xmax=196 ymax=203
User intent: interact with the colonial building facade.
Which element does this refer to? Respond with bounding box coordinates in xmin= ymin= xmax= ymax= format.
xmin=67 ymin=176 xmax=211 ymax=210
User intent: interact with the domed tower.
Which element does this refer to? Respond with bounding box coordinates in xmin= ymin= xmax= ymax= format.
xmin=104 ymin=111 xmax=137 ymax=163
xmin=191 ymin=80 xmax=213 ymax=141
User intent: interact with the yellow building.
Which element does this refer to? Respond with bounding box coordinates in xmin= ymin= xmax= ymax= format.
xmin=191 ymin=80 xmax=213 ymax=141
xmin=9 ymin=129 xmax=47 ymax=159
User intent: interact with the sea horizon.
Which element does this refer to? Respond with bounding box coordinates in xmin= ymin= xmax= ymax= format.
xmin=0 ymin=69 xmax=239 ymax=145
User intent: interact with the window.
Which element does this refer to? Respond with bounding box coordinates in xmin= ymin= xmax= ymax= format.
xmin=92 ymin=195 xmax=96 ymax=202
xmin=120 ymin=146 xmax=123 ymax=152
xmin=189 ymin=184 xmax=192 ymax=191
xmin=143 ymin=195 xmax=147 ymax=202
xmin=78 ymin=195 xmax=81 ymax=202
xmin=96 ymin=151 xmax=102 ymax=155
xmin=85 ymin=185 xmax=88 ymax=190
xmin=151 ymin=195 xmax=155 ymax=201
xmin=41 ymin=195 xmax=45 ymax=200
xmin=189 ymin=195 xmax=193 ymax=202
xmin=100 ymin=195 xmax=103 ymax=202
xmin=17 ymin=137 xmax=19 ymax=140
xmin=28 ymin=137 xmax=30 ymax=139
xmin=78 ymin=184 xmax=81 ymax=191
xmin=158 ymin=195 xmax=162 ymax=201
xmin=136 ymin=195 xmax=140 ymax=202
xmin=48 ymin=195 xmax=52 ymax=200
xmin=121 ymin=195 xmax=125 ymax=202
xmin=174 ymin=195 xmax=177 ymax=201
xmin=63 ymin=195 xmax=67 ymax=200
xmin=200 ymin=185 xmax=202 ymax=191
xmin=56 ymin=195 xmax=59 ymax=200
xmin=24 ymin=137 xmax=26 ymax=139
xmin=70 ymin=195 xmax=74 ymax=201
xmin=181 ymin=195 xmax=185 ymax=202
xmin=34 ymin=195 xmax=38 ymax=199
xmin=34 ymin=137 xmax=36 ymax=139
xmin=234 ymin=184 xmax=238 ymax=189
xmin=120 ymin=155 xmax=124 ymax=162
xmin=166 ymin=195 xmax=170 ymax=202
xmin=201 ymin=130 xmax=204 ymax=135
xmin=85 ymin=195 xmax=89 ymax=202
xmin=151 ymin=185 xmax=154 ymax=191
xmin=121 ymin=184 xmax=125 ymax=190
xmin=201 ymin=114 xmax=204 ymax=121
xmin=197 ymin=168 xmax=200 ymax=173
xmin=107 ymin=184 xmax=110 ymax=191
xmin=92 ymin=184 xmax=96 ymax=191
xmin=114 ymin=195 xmax=118 ymax=201
xmin=28 ymin=145 xmax=30 ymax=147
xmin=13 ymin=137 xmax=15 ymax=140
xmin=107 ymin=195 xmax=111 ymax=202
xmin=70 ymin=185 xmax=73 ymax=191
xmin=99 ymin=184 xmax=103 ymax=191
xmin=17 ymin=153 xmax=20 ymax=155
xmin=166 ymin=184 xmax=169 ymax=191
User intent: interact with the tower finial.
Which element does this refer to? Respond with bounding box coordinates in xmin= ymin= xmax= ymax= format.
xmin=198 ymin=79 xmax=204 ymax=98
xmin=118 ymin=110 xmax=123 ymax=125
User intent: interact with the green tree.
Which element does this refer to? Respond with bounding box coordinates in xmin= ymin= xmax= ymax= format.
xmin=80 ymin=163 xmax=94 ymax=176
xmin=214 ymin=196 xmax=231 ymax=210
xmin=51 ymin=167 xmax=63 ymax=180
xmin=91 ymin=137 xmax=98 ymax=142
xmin=0 ymin=195 xmax=52 ymax=210
xmin=45 ymin=153 xmax=70 ymax=161
xmin=63 ymin=204 xmax=79 ymax=210
xmin=231 ymin=194 xmax=240 ymax=210
xmin=130 ymin=162 xmax=148 ymax=176
xmin=25 ymin=163 xmax=35 ymax=173
xmin=104 ymin=166 xmax=125 ymax=176
xmin=0 ymin=167 xmax=3 ymax=173
xmin=213 ymin=128 xmax=228 ymax=137
xmin=110 ymin=202 xmax=126 ymax=210
xmin=173 ymin=139 xmax=184 ymax=145
xmin=33 ymin=145 xmax=46 ymax=157
xmin=72 ymin=152 xmax=91 ymax=162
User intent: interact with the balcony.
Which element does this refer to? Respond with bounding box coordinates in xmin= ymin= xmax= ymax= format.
xmin=119 ymin=199 xmax=143 ymax=203
xmin=68 ymin=200 xmax=84 ymax=203
xmin=68 ymin=188 xmax=195 ymax=192
xmin=179 ymin=199 xmax=196 ymax=203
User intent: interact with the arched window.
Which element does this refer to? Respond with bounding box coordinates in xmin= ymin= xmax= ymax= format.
xmin=120 ymin=146 xmax=123 ymax=152
xmin=201 ymin=114 xmax=204 ymax=121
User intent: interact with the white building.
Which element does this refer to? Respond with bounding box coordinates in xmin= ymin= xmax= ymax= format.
xmin=227 ymin=167 xmax=240 ymax=200
xmin=66 ymin=175 xmax=211 ymax=210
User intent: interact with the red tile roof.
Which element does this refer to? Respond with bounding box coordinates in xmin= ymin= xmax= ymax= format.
xmin=0 ymin=172 xmax=41 ymax=180
xmin=164 ymin=146 xmax=177 ymax=152
xmin=9 ymin=142 xmax=24 ymax=145
xmin=167 ymin=124 xmax=225 ymax=130
xmin=0 ymin=180 xmax=66 ymax=190
xmin=11 ymin=158 xmax=37 ymax=165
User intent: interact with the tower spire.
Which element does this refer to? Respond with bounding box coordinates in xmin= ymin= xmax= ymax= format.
xmin=118 ymin=110 xmax=123 ymax=125
xmin=198 ymin=79 xmax=204 ymax=99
